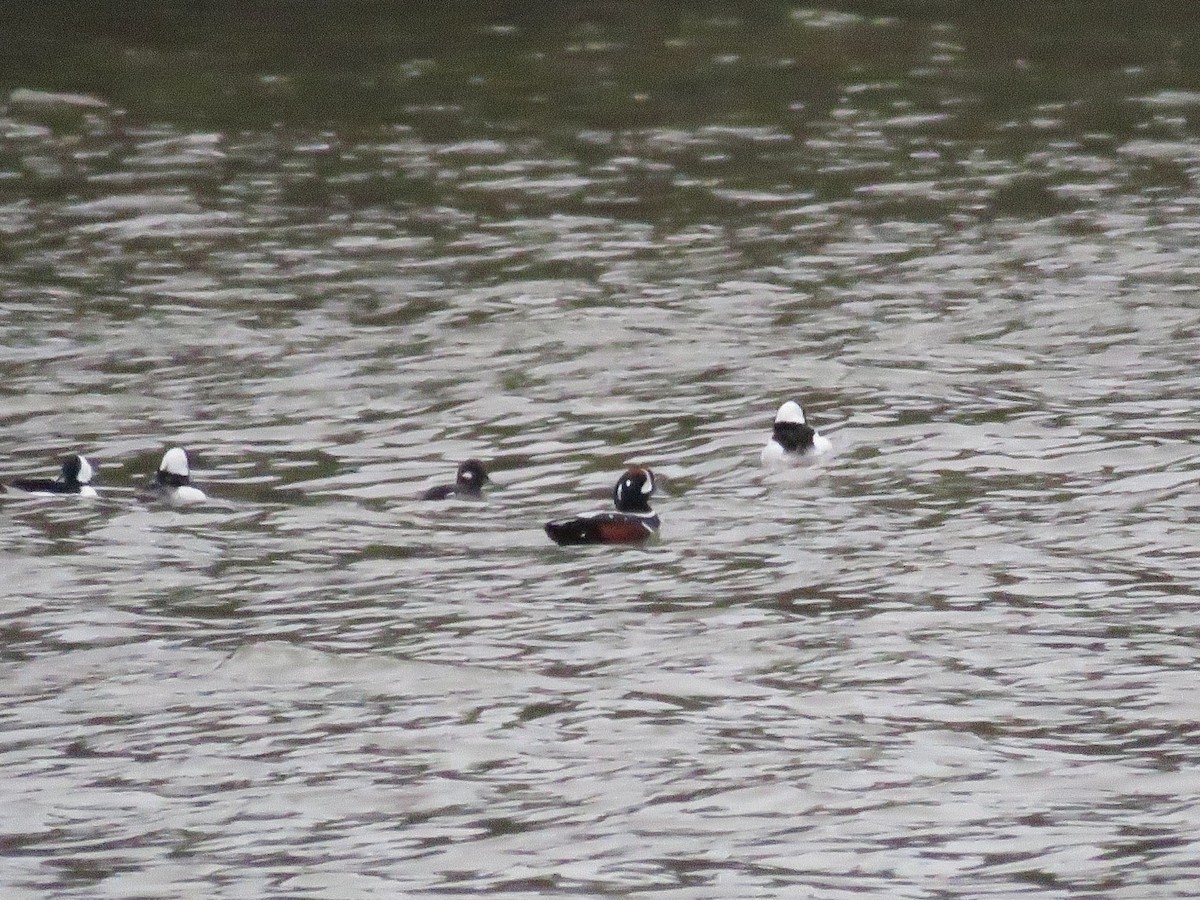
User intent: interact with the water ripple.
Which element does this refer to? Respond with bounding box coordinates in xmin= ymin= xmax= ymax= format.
xmin=2 ymin=6 xmax=1200 ymax=898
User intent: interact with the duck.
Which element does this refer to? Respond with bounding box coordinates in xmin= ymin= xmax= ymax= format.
xmin=545 ymin=466 xmax=659 ymax=546
xmin=152 ymin=447 xmax=207 ymax=505
xmin=8 ymin=454 xmax=98 ymax=498
xmin=761 ymin=400 xmax=831 ymax=467
xmin=420 ymin=459 xmax=490 ymax=500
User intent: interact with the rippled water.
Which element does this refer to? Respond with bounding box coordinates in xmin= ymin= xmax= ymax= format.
xmin=3 ymin=5 xmax=1200 ymax=898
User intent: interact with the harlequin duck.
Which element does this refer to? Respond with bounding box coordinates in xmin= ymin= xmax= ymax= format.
xmin=420 ymin=459 xmax=490 ymax=500
xmin=8 ymin=454 xmax=98 ymax=497
xmin=761 ymin=400 xmax=831 ymax=467
xmin=545 ymin=466 xmax=659 ymax=546
xmin=152 ymin=447 xmax=207 ymax=505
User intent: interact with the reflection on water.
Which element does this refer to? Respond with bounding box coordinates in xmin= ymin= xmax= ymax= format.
xmin=2 ymin=4 xmax=1200 ymax=897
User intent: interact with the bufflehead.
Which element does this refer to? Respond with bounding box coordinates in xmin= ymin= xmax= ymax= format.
xmin=545 ymin=467 xmax=660 ymax=546
xmin=8 ymin=454 xmax=98 ymax=497
xmin=761 ymin=400 xmax=831 ymax=467
xmin=420 ymin=459 xmax=490 ymax=501
xmin=153 ymin=447 xmax=207 ymax=505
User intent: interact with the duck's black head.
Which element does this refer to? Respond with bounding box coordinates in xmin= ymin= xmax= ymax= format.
xmin=60 ymin=454 xmax=94 ymax=487
xmin=156 ymin=447 xmax=192 ymax=488
xmin=613 ymin=466 xmax=654 ymax=513
xmin=772 ymin=420 xmax=816 ymax=452
xmin=455 ymin=459 xmax=490 ymax=494
xmin=771 ymin=400 xmax=816 ymax=452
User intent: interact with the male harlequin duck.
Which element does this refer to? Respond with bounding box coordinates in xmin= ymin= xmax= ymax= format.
xmin=152 ymin=447 xmax=207 ymax=505
xmin=8 ymin=454 xmax=98 ymax=498
xmin=545 ymin=466 xmax=660 ymax=546
xmin=761 ymin=400 xmax=832 ymax=467
xmin=420 ymin=459 xmax=490 ymax=501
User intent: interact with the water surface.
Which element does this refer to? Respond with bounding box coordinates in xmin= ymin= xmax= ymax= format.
xmin=2 ymin=4 xmax=1200 ymax=898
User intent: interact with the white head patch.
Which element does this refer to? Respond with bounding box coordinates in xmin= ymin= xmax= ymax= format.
xmin=161 ymin=447 xmax=190 ymax=477
xmin=641 ymin=471 xmax=654 ymax=494
xmin=775 ymin=401 xmax=806 ymax=425
xmin=76 ymin=456 xmax=94 ymax=484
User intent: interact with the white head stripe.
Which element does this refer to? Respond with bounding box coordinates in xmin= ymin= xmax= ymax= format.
xmin=161 ymin=447 xmax=190 ymax=476
xmin=775 ymin=400 xmax=806 ymax=425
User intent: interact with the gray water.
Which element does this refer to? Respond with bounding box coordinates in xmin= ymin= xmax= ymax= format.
xmin=2 ymin=5 xmax=1200 ymax=898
